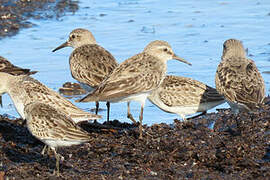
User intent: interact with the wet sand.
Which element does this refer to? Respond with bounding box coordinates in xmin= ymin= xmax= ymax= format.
xmin=0 ymin=0 xmax=78 ymax=38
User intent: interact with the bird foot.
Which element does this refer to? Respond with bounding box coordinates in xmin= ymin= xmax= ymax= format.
xmin=53 ymin=169 xmax=60 ymax=177
xmin=127 ymin=113 xmax=137 ymax=124
xmin=142 ymin=128 xmax=153 ymax=138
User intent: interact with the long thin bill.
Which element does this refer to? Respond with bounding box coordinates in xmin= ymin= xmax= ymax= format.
xmin=173 ymin=54 xmax=192 ymax=66
xmin=52 ymin=41 xmax=69 ymax=52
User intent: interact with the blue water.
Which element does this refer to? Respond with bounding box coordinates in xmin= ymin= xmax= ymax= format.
xmin=1 ymin=0 xmax=270 ymax=125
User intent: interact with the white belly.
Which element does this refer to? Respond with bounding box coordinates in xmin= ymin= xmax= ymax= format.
xmin=42 ymin=139 xmax=87 ymax=148
xmin=109 ymin=91 xmax=151 ymax=104
xmin=9 ymin=95 xmax=26 ymax=119
xmin=149 ymin=95 xmax=225 ymax=117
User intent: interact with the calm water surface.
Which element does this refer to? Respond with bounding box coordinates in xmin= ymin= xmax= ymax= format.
xmin=1 ymin=0 xmax=270 ymax=125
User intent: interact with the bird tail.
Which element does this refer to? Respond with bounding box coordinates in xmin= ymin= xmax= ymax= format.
xmin=76 ymin=91 xmax=99 ymax=102
xmin=28 ymin=70 xmax=38 ymax=75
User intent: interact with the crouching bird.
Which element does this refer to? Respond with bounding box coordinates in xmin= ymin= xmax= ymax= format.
xmin=24 ymin=102 xmax=91 ymax=176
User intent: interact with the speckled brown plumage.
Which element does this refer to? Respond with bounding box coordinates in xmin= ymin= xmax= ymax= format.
xmin=78 ymin=40 xmax=191 ymax=138
xmin=215 ymin=39 xmax=265 ymax=113
xmin=0 ymin=56 xmax=37 ymax=75
xmin=25 ymin=102 xmax=90 ymax=143
xmin=82 ymin=52 xmax=167 ymax=101
xmin=148 ymin=75 xmax=225 ymax=119
xmin=0 ymin=72 xmax=101 ymax=123
xmin=53 ymin=28 xmax=118 ymax=87
xmin=79 ymin=41 xmax=191 ymax=103
xmin=52 ymin=28 xmax=118 ymax=121
xmin=70 ymin=44 xmax=117 ymax=87
xmin=0 ymin=56 xmax=37 ymax=107
xmin=24 ymin=102 xmax=90 ymax=176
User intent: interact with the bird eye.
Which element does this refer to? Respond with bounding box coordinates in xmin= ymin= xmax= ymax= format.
xmin=71 ymin=35 xmax=76 ymax=39
xmin=163 ymin=48 xmax=168 ymax=52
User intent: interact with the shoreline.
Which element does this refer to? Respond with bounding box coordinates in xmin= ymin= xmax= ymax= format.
xmin=0 ymin=107 xmax=269 ymax=179
xmin=0 ymin=0 xmax=269 ymax=179
xmin=0 ymin=0 xmax=78 ymax=39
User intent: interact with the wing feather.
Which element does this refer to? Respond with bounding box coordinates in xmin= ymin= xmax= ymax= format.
xmin=70 ymin=44 xmax=118 ymax=87
xmin=80 ymin=53 xmax=166 ymax=102
xmin=155 ymin=76 xmax=224 ymax=107
xmin=18 ymin=76 xmax=100 ymax=122
xmin=215 ymin=57 xmax=265 ymax=109
xmin=25 ymin=102 xmax=90 ymax=141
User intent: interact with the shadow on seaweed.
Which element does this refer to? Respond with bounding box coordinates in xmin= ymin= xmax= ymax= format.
xmin=0 ymin=119 xmax=41 ymax=146
xmin=263 ymin=146 xmax=270 ymax=162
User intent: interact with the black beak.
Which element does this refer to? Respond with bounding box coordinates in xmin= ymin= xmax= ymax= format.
xmin=173 ymin=54 xmax=192 ymax=66
xmin=52 ymin=41 xmax=69 ymax=52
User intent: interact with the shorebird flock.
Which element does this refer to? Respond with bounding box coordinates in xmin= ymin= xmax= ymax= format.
xmin=0 ymin=28 xmax=266 ymax=175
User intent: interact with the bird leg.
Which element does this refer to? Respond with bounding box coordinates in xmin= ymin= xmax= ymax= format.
xmin=95 ymin=101 xmax=99 ymax=114
xmin=139 ymin=104 xmax=144 ymax=140
xmin=41 ymin=145 xmax=51 ymax=155
xmin=41 ymin=145 xmax=47 ymax=155
xmin=106 ymin=102 xmax=110 ymax=122
xmin=127 ymin=102 xmax=137 ymax=124
xmin=52 ymin=148 xmax=60 ymax=177
xmin=180 ymin=114 xmax=187 ymax=122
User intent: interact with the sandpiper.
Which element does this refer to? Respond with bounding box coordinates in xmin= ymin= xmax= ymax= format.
xmin=0 ymin=72 xmax=101 ymax=123
xmin=0 ymin=56 xmax=37 ymax=75
xmin=0 ymin=56 xmax=37 ymax=106
xmin=78 ymin=40 xmax=191 ymax=139
xmin=24 ymin=102 xmax=91 ymax=176
xmin=52 ymin=28 xmax=118 ymax=122
xmin=215 ymin=39 xmax=265 ymax=113
xmin=148 ymin=75 xmax=225 ymax=120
